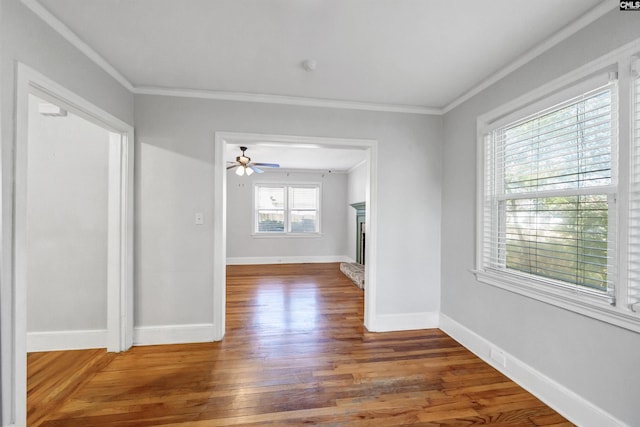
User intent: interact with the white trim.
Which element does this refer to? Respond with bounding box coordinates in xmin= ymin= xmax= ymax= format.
xmin=484 ymin=72 xmax=615 ymax=132
xmin=477 ymin=37 xmax=640 ymax=128
xmin=439 ymin=314 xmax=630 ymax=427
xmin=216 ymin=132 xmax=378 ymax=337
xmin=106 ymin=134 xmax=123 ymax=352
xmin=20 ymin=0 xmax=435 ymax=115
xmin=20 ymin=0 xmax=617 ymax=117
xmin=363 ymin=143 xmax=378 ymax=330
xmin=134 ymin=86 xmax=438 ymax=115
xmin=226 ymin=255 xmax=353 ymax=265
xmin=0 ymin=1 xmax=10 ymax=422
xmin=474 ymin=270 xmax=640 ymax=333
xmin=367 ymin=312 xmax=439 ymax=332
xmin=443 ymin=1 xmax=616 ymax=113
xmin=274 ymin=168 xmax=349 ymax=174
xmin=19 ymin=0 xmax=134 ymax=92
xmin=26 ymin=330 xmax=107 ymax=352
xmin=475 ymin=43 xmax=640 ymax=335
xmin=250 ymin=233 xmax=323 ymax=239
xmin=253 ymin=182 xmax=321 ymax=235
xmin=133 ymin=324 xmax=216 ymax=346
xmin=21 ymin=0 xmax=615 ymax=116
xmin=347 ymin=158 xmax=367 ymax=174
xmin=11 ymin=63 xmax=134 ymax=427
xmin=213 ymin=134 xmax=227 ymax=342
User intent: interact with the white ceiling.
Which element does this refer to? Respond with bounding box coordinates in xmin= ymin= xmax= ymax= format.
xmin=37 ymin=0 xmax=607 ymax=110
xmin=30 ymin=0 xmax=610 ymax=170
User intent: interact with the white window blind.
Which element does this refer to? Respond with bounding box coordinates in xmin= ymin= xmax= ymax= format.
xmin=482 ymin=82 xmax=617 ymax=299
xmin=256 ymin=186 xmax=285 ymax=232
xmin=288 ymin=186 xmax=319 ymax=233
xmin=629 ymin=57 xmax=640 ymax=312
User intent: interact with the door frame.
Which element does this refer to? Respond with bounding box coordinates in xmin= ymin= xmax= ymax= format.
xmin=10 ymin=63 xmax=134 ymax=426
xmin=213 ymin=132 xmax=378 ymax=340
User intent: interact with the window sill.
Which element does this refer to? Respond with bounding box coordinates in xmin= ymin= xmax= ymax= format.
xmin=472 ymin=269 xmax=640 ymax=334
xmin=252 ymin=232 xmax=323 ymax=239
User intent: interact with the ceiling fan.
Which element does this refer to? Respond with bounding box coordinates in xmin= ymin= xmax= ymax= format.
xmin=227 ymin=146 xmax=280 ymax=176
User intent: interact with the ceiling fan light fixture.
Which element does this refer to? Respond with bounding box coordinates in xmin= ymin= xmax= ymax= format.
xmin=228 ymin=146 xmax=280 ymax=176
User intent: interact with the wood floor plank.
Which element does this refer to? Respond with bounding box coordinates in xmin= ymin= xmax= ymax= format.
xmin=28 ymin=263 xmax=573 ymax=426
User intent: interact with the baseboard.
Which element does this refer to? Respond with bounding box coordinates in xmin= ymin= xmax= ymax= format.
xmin=367 ymin=311 xmax=439 ymax=332
xmin=439 ymin=314 xmax=628 ymax=427
xmin=133 ymin=323 xmax=216 ymax=346
xmin=27 ymin=329 xmax=107 ymax=352
xmin=226 ymin=255 xmax=353 ymax=265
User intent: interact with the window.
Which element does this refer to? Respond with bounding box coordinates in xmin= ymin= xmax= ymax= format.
xmin=255 ymin=184 xmax=320 ymax=234
xmin=483 ymin=83 xmax=617 ymax=300
xmin=629 ymin=56 xmax=640 ymax=314
xmin=476 ymin=46 xmax=640 ymax=332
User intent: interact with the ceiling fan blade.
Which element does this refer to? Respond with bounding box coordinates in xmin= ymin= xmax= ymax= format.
xmin=249 ymin=165 xmax=264 ymax=174
xmin=253 ymin=162 xmax=280 ymax=168
xmin=227 ymin=164 xmax=238 ymax=170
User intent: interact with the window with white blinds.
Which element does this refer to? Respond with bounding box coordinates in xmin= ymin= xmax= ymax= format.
xmin=254 ymin=184 xmax=320 ymax=234
xmin=256 ymin=186 xmax=285 ymax=232
xmin=477 ymin=47 xmax=640 ymax=333
xmin=629 ymin=57 xmax=640 ymax=313
xmin=474 ymin=47 xmax=640 ymax=333
xmin=289 ymin=186 xmax=319 ymax=233
xmin=482 ymin=82 xmax=617 ymax=299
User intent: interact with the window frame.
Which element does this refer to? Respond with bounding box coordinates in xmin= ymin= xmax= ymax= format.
xmin=475 ymin=42 xmax=640 ymax=334
xmin=253 ymin=182 xmax=322 ymax=237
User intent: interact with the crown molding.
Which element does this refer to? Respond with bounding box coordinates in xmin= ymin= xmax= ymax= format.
xmin=442 ymin=0 xmax=617 ymax=114
xmin=22 ymin=0 xmax=616 ymax=117
xmin=347 ymin=159 xmax=368 ymax=174
xmin=21 ymin=0 xmax=433 ymax=114
xmin=261 ymin=168 xmax=349 ymax=174
xmin=133 ymin=86 xmax=441 ymax=115
xmin=20 ymin=0 xmax=135 ymax=92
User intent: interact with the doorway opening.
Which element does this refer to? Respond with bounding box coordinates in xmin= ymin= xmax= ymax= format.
xmin=213 ymin=132 xmax=379 ymax=340
xmin=26 ymin=93 xmax=112 ymax=351
xmin=7 ymin=64 xmax=134 ymax=427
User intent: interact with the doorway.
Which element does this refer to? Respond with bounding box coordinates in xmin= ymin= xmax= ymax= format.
xmin=26 ymin=93 xmax=111 ymax=351
xmin=9 ymin=64 xmax=135 ymax=427
xmin=213 ymin=132 xmax=379 ymax=340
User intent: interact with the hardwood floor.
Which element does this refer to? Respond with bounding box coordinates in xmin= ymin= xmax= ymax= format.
xmin=28 ymin=263 xmax=572 ymax=426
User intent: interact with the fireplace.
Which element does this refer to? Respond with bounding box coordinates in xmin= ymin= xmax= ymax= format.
xmin=360 ymin=222 xmax=365 ymax=265
xmin=351 ymin=202 xmax=366 ymax=264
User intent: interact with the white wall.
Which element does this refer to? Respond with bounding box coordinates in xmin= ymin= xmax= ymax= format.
xmin=346 ymin=161 xmax=367 ymax=261
xmin=134 ymin=95 xmax=442 ymax=329
xmin=440 ymin=10 xmax=640 ymax=426
xmin=226 ymin=170 xmax=348 ymax=262
xmin=26 ymin=94 xmax=109 ymax=334
xmin=1 ymin=0 xmax=134 ymax=423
